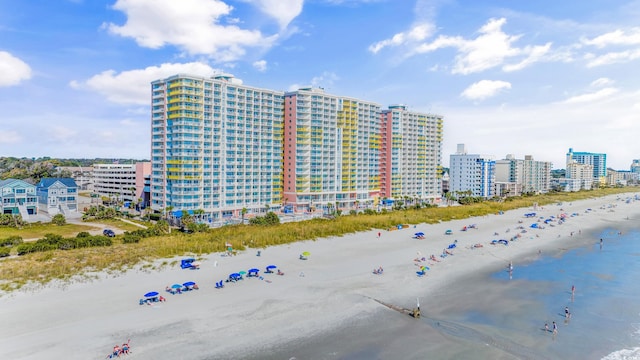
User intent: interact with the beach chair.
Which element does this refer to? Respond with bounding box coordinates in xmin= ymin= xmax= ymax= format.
xmin=181 ymin=258 xmax=196 ymax=269
xmin=215 ymin=281 xmax=224 ymax=289
xmin=416 ymin=270 xmax=426 ymax=276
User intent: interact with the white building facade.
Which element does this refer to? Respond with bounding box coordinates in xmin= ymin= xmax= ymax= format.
xmin=449 ymin=144 xmax=495 ymax=198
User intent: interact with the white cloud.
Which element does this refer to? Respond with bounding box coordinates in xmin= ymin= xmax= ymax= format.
xmin=368 ymin=23 xmax=434 ymax=53
xmin=582 ymin=28 xmax=640 ymax=48
xmin=461 ymin=80 xmax=511 ymax=101
xmin=442 ymin=89 xmax=640 ymax=169
xmin=590 ymin=77 xmax=614 ymax=87
xmin=311 ymin=71 xmax=339 ymax=87
xmin=253 ymin=60 xmax=267 ymax=72
xmin=252 ymin=0 xmax=303 ymax=29
xmin=371 ymin=18 xmax=552 ymax=74
xmin=106 ymin=0 xmax=279 ymax=62
xmin=0 ymin=130 xmax=23 ymax=144
xmin=0 ymin=51 xmax=32 ymax=87
xmin=585 ymin=48 xmax=640 ymax=67
xmin=562 ymin=87 xmax=619 ymax=104
xmin=73 ymin=62 xmax=218 ymax=105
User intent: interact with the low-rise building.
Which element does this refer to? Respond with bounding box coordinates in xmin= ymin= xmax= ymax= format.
xmin=93 ymin=162 xmax=150 ymax=205
xmin=36 ymin=178 xmax=79 ymax=215
xmin=0 ymin=179 xmax=38 ymax=218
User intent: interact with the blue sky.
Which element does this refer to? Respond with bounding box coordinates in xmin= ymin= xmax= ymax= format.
xmin=1 ymin=0 xmax=639 ymax=169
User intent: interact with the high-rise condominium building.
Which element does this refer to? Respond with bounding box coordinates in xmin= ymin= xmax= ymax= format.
xmin=631 ymin=159 xmax=640 ymax=173
xmin=283 ymin=88 xmax=380 ymax=212
xmin=566 ymin=148 xmax=606 ymax=180
xmin=449 ymin=144 xmax=495 ymax=198
xmin=380 ymin=105 xmax=443 ymax=202
xmin=150 ymin=74 xmax=283 ymax=219
xmin=151 ymin=74 xmax=445 ymax=218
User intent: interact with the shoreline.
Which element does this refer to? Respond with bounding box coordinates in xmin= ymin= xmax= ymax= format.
xmin=0 ymin=192 xmax=638 ymax=359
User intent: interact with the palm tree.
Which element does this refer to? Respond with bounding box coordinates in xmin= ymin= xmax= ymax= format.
xmin=241 ymin=207 xmax=248 ymax=223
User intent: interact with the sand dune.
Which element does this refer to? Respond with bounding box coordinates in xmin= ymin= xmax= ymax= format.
xmin=0 ymin=193 xmax=638 ymax=359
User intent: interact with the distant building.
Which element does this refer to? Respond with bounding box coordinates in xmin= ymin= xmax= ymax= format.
xmin=566 ymin=148 xmax=606 ymax=182
xmin=36 ymin=178 xmax=78 ymax=215
xmin=449 ymin=144 xmax=495 ymax=198
xmin=566 ymin=162 xmax=593 ymax=190
xmin=631 ymin=159 xmax=640 ymax=173
xmin=379 ymin=104 xmax=443 ymax=203
xmin=0 ymin=179 xmax=38 ymax=218
xmin=93 ymin=162 xmax=150 ymax=204
xmin=495 ymin=154 xmax=552 ymax=195
xmin=56 ymin=166 xmax=94 ymax=191
xmin=551 ymin=178 xmax=583 ymax=192
xmin=606 ymin=168 xmax=638 ymax=186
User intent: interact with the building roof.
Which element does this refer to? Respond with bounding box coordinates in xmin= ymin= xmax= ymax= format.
xmin=38 ymin=178 xmax=78 ymax=188
xmin=0 ymin=178 xmax=35 ymax=188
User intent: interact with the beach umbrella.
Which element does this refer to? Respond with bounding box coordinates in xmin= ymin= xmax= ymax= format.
xmin=248 ymin=268 xmax=260 ymax=272
xmin=229 ymin=272 xmax=241 ymax=278
xmin=302 ymin=251 xmax=311 ymax=256
xmin=238 ymin=270 xmax=247 ymax=275
xmin=266 ymin=265 xmax=277 ymax=269
xmin=183 ymin=281 xmax=196 ymax=287
xmin=171 ymin=284 xmax=182 ymax=289
xmin=144 ymin=291 xmax=159 ymax=298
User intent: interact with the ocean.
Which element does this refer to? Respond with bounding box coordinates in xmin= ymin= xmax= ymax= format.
xmin=243 ymin=224 xmax=640 ymax=360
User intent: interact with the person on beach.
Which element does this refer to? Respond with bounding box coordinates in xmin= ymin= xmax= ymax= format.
xmin=545 ymin=323 xmax=549 ymax=332
xmin=565 ymin=307 xmax=571 ymax=318
xmin=552 ymin=321 xmax=558 ymax=334
xmin=378 ymin=232 xmax=381 ymax=238
xmin=571 ymin=285 xmax=575 ymax=295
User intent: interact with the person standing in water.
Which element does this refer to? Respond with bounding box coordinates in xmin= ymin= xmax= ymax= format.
xmin=552 ymin=321 xmax=558 ymax=335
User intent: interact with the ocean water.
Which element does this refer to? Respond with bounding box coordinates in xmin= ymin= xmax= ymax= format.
xmin=243 ymin=225 xmax=640 ymax=360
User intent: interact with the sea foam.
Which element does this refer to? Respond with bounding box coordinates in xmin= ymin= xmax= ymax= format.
xmin=602 ymin=347 xmax=640 ymax=360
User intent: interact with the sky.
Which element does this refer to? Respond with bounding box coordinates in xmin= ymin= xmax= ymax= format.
xmin=1 ymin=0 xmax=639 ymax=170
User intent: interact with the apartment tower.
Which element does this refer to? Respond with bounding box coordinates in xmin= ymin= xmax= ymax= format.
xmin=150 ymin=74 xmax=283 ymax=219
xmin=380 ymin=105 xmax=443 ymax=203
xmin=283 ymin=88 xmax=380 ymax=213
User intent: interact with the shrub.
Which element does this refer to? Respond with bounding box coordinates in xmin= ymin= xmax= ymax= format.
xmin=0 ymin=247 xmax=10 ymax=257
xmin=122 ymin=234 xmax=141 ymax=244
xmin=149 ymin=213 xmax=161 ymax=221
xmin=249 ymin=211 xmax=281 ymax=226
xmin=51 ymin=214 xmax=66 ymax=226
xmin=76 ymin=232 xmax=91 ymax=238
xmin=0 ymin=235 xmax=23 ymax=247
xmin=363 ymin=209 xmax=376 ymax=215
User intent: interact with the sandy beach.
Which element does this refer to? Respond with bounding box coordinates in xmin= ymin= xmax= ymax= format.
xmin=1 ymin=193 xmax=639 ymax=359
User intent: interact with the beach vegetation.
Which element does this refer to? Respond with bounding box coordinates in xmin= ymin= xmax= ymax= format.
xmin=51 ymin=214 xmax=66 ymax=226
xmin=0 ymin=247 xmax=10 ymax=257
xmin=0 ymin=214 xmax=25 ymax=227
xmin=0 ymin=187 xmax=636 ymax=292
xmin=1 ymin=235 xmax=23 ymax=247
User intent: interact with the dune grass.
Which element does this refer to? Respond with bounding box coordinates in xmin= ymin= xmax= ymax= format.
xmin=0 ymin=187 xmax=636 ymax=292
xmin=0 ymin=223 xmax=100 ymax=240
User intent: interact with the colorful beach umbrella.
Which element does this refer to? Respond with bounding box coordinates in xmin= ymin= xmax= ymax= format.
xmin=302 ymin=251 xmax=311 ymax=256
xmin=171 ymin=284 xmax=182 ymax=289
xmin=238 ymin=270 xmax=247 ymax=275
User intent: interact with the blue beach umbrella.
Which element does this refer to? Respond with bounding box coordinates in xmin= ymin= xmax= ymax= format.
xmin=144 ymin=291 xmax=159 ymax=298
xmin=183 ymin=281 xmax=196 ymax=287
xmin=229 ymin=273 xmax=241 ymax=278
xmin=171 ymin=284 xmax=182 ymax=289
xmin=266 ymin=265 xmax=277 ymax=269
xmin=248 ymin=268 xmax=260 ymax=272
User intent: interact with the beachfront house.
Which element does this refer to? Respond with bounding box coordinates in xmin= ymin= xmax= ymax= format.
xmin=36 ymin=178 xmax=78 ymax=215
xmin=0 ymin=179 xmax=38 ymax=218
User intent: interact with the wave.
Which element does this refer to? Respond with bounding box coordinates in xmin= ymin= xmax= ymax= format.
xmin=601 ymin=347 xmax=640 ymax=360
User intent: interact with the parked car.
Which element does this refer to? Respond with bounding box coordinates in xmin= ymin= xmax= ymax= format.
xmin=103 ymin=229 xmax=116 ymax=237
